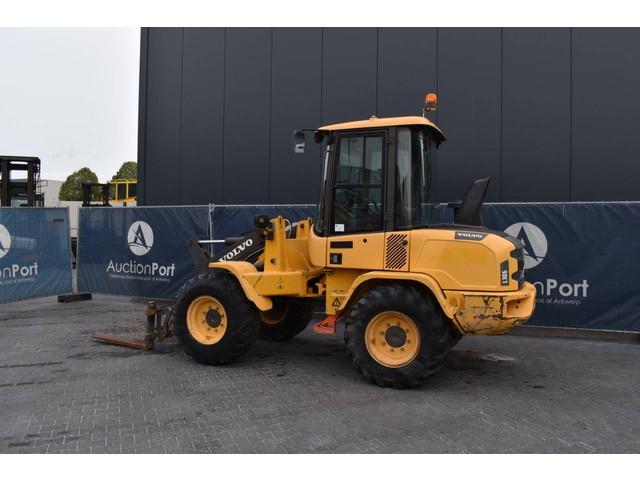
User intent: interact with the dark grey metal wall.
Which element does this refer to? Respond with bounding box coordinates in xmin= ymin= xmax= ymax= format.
xmin=138 ymin=27 xmax=640 ymax=205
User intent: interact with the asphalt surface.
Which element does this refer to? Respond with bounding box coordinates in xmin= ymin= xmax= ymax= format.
xmin=0 ymin=295 xmax=639 ymax=453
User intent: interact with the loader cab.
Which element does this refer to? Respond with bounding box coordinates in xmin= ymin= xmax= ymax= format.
xmin=311 ymin=116 xmax=446 ymax=238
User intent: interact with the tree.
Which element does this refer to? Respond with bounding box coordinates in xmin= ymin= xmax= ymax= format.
xmin=112 ymin=161 xmax=137 ymax=181
xmin=58 ymin=167 xmax=100 ymax=201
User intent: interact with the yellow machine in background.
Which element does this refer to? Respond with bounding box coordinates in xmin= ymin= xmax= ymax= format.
xmin=109 ymin=179 xmax=137 ymax=205
xmin=174 ymin=94 xmax=536 ymax=388
xmin=82 ymin=179 xmax=137 ymax=207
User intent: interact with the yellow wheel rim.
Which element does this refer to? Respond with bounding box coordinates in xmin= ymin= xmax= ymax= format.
xmin=260 ymin=302 xmax=289 ymax=326
xmin=186 ymin=295 xmax=228 ymax=345
xmin=364 ymin=311 xmax=421 ymax=368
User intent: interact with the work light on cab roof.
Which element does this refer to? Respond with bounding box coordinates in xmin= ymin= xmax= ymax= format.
xmin=424 ymin=92 xmax=438 ymax=113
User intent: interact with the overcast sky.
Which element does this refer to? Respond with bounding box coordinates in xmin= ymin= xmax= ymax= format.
xmin=0 ymin=28 xmax=140 ymax=181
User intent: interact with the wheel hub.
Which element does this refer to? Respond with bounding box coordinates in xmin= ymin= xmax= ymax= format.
xmin=205 ymin=308 xmax=222 ymax=328
xmin=384 ymin=325 xmax=407 ymax=348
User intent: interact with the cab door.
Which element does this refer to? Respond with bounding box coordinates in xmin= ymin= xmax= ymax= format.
xmin=326 ymin=131 xmax=387 ymax=270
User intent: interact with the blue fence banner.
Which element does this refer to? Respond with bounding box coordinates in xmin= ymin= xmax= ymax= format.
xmin=482 ymin=202 xmax=640 ymax=332
xmin=77 ymin=206 xmax=210 ymax=299
xmin=0 ymin=207 xmax=73 ymax=303
xmin=75 ymin=202 xmax=640 ymax=332
xmin=209 ymin=205 xmax=317 ymax=256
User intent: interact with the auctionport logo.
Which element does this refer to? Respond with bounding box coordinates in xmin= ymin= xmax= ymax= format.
xmin=0 ymin=224 xmax=10 ymax=259
xmin=504 ymin=222 xmax=548 ymax=270
xmin=505 ymin=221 xmax=589 ymax=303
xmin=128 ymin=221 xmax=154 ymax=256
xmin=0 ymin=223 xmax=39 ymax=283
xmin=105 ymin=220 xmax=175 ymax=280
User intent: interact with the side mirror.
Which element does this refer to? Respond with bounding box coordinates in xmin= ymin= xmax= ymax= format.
xmin=293 ymin=130 xmax=306 ymax=154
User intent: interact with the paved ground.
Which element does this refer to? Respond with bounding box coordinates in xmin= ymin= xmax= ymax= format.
xmin=0 ymin=295 xmax=639 ymax=454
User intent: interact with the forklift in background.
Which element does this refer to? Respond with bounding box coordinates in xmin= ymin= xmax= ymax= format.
xmin=0 ymin=156 xmax=44 ymax=207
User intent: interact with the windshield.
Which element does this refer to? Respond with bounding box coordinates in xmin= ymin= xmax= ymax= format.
xmin=395 ymin=127 xmax=438 ymax=229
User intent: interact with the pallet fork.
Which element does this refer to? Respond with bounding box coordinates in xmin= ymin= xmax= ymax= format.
xmin=92 ymin=301 xmax=174 ymax=351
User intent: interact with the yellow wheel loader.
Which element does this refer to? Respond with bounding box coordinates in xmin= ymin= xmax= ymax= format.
xmin=174 ymin=94 xmax=536 ymax=388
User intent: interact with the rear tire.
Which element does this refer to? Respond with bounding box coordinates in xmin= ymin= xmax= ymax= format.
xmin=344 ymin=284 xmax=451 ymax=389
xmin=449 ymin=329 xmax=463 ymax=348
xmin=173 ymin=271 xmax=260 ymax=365
xmin=259 ymin=299 xmax=314 ymax=342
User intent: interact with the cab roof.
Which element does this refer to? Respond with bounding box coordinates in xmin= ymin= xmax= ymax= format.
xmin=317 ymin=115 xmax=446 ymax=144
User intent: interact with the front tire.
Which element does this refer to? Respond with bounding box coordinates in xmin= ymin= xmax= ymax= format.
xmin=173 ymin=271 xmax=260 ymax=365
xmin=344 ymin=284 xmax=451 ymax=389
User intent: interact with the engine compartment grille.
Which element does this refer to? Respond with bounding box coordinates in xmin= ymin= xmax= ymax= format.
xmin=385 ymin=234 xmax=408 ymax=270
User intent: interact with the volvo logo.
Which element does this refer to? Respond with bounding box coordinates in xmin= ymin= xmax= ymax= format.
xmin=220 ymin=238 xmax=254 ymax=261
xmin=127 ymin=221 xmax=154 ymax=256
xmin=455 ymin=231 xmax=486 ymax=241
xmin=0 ymin=224 xmax=11 ymax=259
xmin=505 ymin=222 xmax=548 ymax=270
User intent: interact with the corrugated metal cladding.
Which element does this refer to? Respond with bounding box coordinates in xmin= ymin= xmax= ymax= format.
xmin=137 ymin=27 xmax=640 ymax=206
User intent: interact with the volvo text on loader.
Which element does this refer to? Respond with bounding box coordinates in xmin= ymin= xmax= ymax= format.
xmin=174 ymin=94 xmax=536 ymax=388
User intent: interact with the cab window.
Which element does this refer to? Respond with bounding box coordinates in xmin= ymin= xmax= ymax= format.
xmin=395 ymin=127 xmax=438 ymax=229
xmin=332 ymin=133 xmax=384 ymax=234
